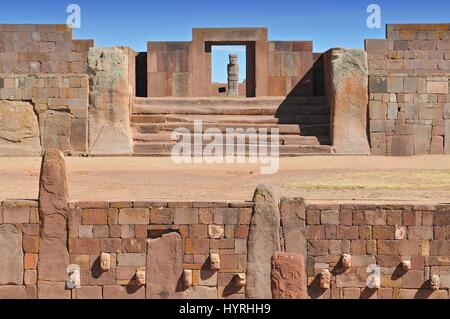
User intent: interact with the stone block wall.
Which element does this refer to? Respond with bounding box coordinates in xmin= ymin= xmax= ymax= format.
xmin=0 ymin=24 xmax=93 ymax=74
xmin=147 ymin=42 xmax=192 ymax=97
xmin=66 ymin=200 xmax=250 ymax=299
xmin=1 ymin=195 xmax=449 ymax=299
xmin=305 ymin=202 xmax=450 ymax=299
xmin=369 ymin=73 xmax=450 ymax=155
xmin=0 ymin=200 xmax=39 ymax=299
xmin=0 ymin=74 xmax=89 ymax=155
xmin=366 ymin=24 xmax=450 ymax=155
xmin=268 ymin=41 xmax=313 ymax=96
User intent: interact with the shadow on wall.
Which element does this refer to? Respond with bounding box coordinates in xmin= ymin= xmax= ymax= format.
xmin=275 ymin=54 xmax=331 ymax=145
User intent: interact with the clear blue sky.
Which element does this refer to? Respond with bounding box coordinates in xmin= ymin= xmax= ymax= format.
xmin=1 ymin=0 xmax=449 ymax=82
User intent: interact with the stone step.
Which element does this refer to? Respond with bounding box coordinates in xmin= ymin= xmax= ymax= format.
xmin=133 ymin=104 xmax=330 ymax=117
xmin=133 ymin=96 xmax=328 ymax=108
xmin=133 ymin=123 xmax=302 ymax=135
xmin=131 ymin=114 xmax=330 ymax=125
xmin=131 ymin=114 xmax=280 ymax=124
xmin=133 ymin=142 xmax=334 ymax=155
xmin=299 ymin=124 xmax=330 ymax=136
xmin=132 ymin=130 xmax=323 ymax=146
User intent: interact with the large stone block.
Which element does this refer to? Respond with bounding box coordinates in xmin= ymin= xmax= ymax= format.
xmin=0 ymin=101 xmax=41 ymax=156
xmin=326 ymin=49 xmax=370 ymax=154
xmin=271 ymin=252 xmax=307 ymax=299
xmin=38 ymin=150 xmax=70 ymax=282
xmin=88 ymin=47 xmax=134 ymax=154
xmin=246 ymin=185 xmax=281 ymax=299
xmin=146 ymin=232 xmax=183 ymax=299
xmin=39 ymin=111 xmax=71 ymax=152
xmin=279 ymin=197 xmax=306 ymax=255
xmin=0 ymin=225 xmax=24 ymax=285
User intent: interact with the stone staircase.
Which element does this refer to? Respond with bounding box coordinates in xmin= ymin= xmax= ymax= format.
xmin=131 ymin=97 xmax=334 ymax=156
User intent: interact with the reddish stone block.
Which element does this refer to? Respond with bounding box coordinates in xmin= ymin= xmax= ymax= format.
xmin=100 ymin=238 xmax=121 ymax=253
xmin=3 ymin=207 xmax=30 ymax=224
xmin=234 ymin=225 xmax=249 ymax=239
xmin=21 ymin=224 xmax=39 ymax=236
xmin=373 ymin=226 xmax=395 ymax=239
xmin=210 ymin=239 xmax=234 ymax=249
xmin=150 ymin=207 xmax=174 ymax=224
xmin=402 ymin=270 xmax=424 ymax=289
xmin=81 ymin=209 xmax=107 ymax=225
xmin=359 ymin=226 xmax=372 ymax=239
xmin=238 ymin=208 xmax=252 ymax=225
xmin=23 ymin=236 xmax=39 ymax=253
xmin=69 ymin=238 xmax=101 ymax=255
xmin=340 ymin=210 xmax=353 ymax=226
xmin=134 ymin=225 xmax=147 ymax=238
xmin=403 ymin=211 xmax=420 ymax=226
xmin=271 ymin=252 xmax=307 ymax=299
xmin=73 ymin=286 xmax=102 ymax=299
xmin=103 ymin=285 xmax=145 ymax=299
xmin=353 ymin=210 xmax=365 ymax=226
xmin=365 ymin=210 xmax=386 ymax=225
xmin=93 ymin=225 xmax=109 ymax=238
xmin=399 ymin=240 xmax=422 ymax=256
xmin=307 ymin=226 xmax=325 ymax=240
xmin=306 ymin=210 xmax=320 ymax=225
xmin=378 ymin=240 xmax=400 ymax=255
xmin=119 ymin=208 xmax=150 ymax=225
xmin=24 ymin=253 xmax=38 ymax=270
xmin=185 ymin=238 xmax=209 ymax=254
xmin=199 ymin=208 xmax=213 ymax=224
xmin=37 ymin=282 xmax=71 ymax=299
xmin=107 ymin=208 xmax=118 ymax=225
xmin=0 ymin=286 xmax=27 ymax=299
xmin=121 ymin=238 xmax=146 ymax=253
xmin=190 ymin=224 xmax=207 ymax=239
xmin=336 ymin=226 xmax=359 ymax=240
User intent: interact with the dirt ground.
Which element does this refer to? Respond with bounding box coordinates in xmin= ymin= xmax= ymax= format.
xmin=1 ymin=156 xmax=450 ymax=203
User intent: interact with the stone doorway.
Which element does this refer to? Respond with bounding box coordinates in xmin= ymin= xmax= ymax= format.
xmin=207 ymin=42 xmax=254 ymax=97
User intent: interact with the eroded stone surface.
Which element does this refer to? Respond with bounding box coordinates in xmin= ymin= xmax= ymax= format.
xmin=327 ymin=48 xmax=370 ymax=154
xmin=0 ymin=225 xmax=24 ymax=285
xmin=246 ymin=185 xmax=281 ymax=299
xmin=271 ymin=252 xmax=307 ymax=299
xmin=38 ymin=150 xmax=70 ymax=282
xmin=88 ymin=47 xmax=133 ymax=154
xmin=146 ymin=232 xmax=183 ymax=299
xmin=0 ymin=101 xmax=41 ymax=156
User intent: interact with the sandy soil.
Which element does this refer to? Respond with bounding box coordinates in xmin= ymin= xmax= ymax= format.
xmin=1 ymin=156 xmax=450 ymax=203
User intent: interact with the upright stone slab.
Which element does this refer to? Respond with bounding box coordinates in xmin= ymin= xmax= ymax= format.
xmin=279 ymin=197 xmax=307 ymax=255
xmin=271 ymin=252 xmax=307 ymax=299
xmin=88 ymin=47 xmax=134 ymax=154
xmin=246 ymin=185 xmax=281 ymax=299
xmin=325 ymin=48 xmax=370 ymax=154
xmin=146 ymin=232 xmax=183 ymax=299
xmin=0 ymin=225 xmax=23 ymax=285
xmin=38 ymin=150 xmax=70 ymax=284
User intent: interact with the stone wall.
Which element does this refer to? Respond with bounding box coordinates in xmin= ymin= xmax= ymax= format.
xmin=0 ymin=200 xmax=39 ymax=299
xmin=366 ymin=24 xmax=450 ymax=155
xmin=268 ymin=41 xmax=313 ymax=96
xmin=0 ymin=24 xmax=93 ymax=74
xmin=0 ymin=74 xmax=89 ymax=155
xmin=369 ymin=73 xmax=449 ymax=155
xmin=1 ymin=192 xmax=450 ymax=299
xmin=305 ymin=202 xmax=450 ymax=299
xmin=147 ymin=42 xmax=192 ymax=97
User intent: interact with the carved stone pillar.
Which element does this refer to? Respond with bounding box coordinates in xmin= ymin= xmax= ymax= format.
xmin=227 ymin=54 xmax=239 ymax=96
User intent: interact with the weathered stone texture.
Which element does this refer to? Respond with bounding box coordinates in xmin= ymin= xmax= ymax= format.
xmin=38 ymin=150 xmax=70 ymax=282
xmin=146 ymin=232 xmax=183 ymax=299
xmin=0 ymin=101 xmax=41 ymax=156
xmin=88 ymin=47 xmax=134 ymax=154
xmin=325 ymin=48 xmax=370 ymax=154
xmin=0 ymin=225 xmax=24 ymax=285
xmin=246 ymin=185 xmax=281 ymax=299
xmin=271 ymin=252 xmax=307 ymax=299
